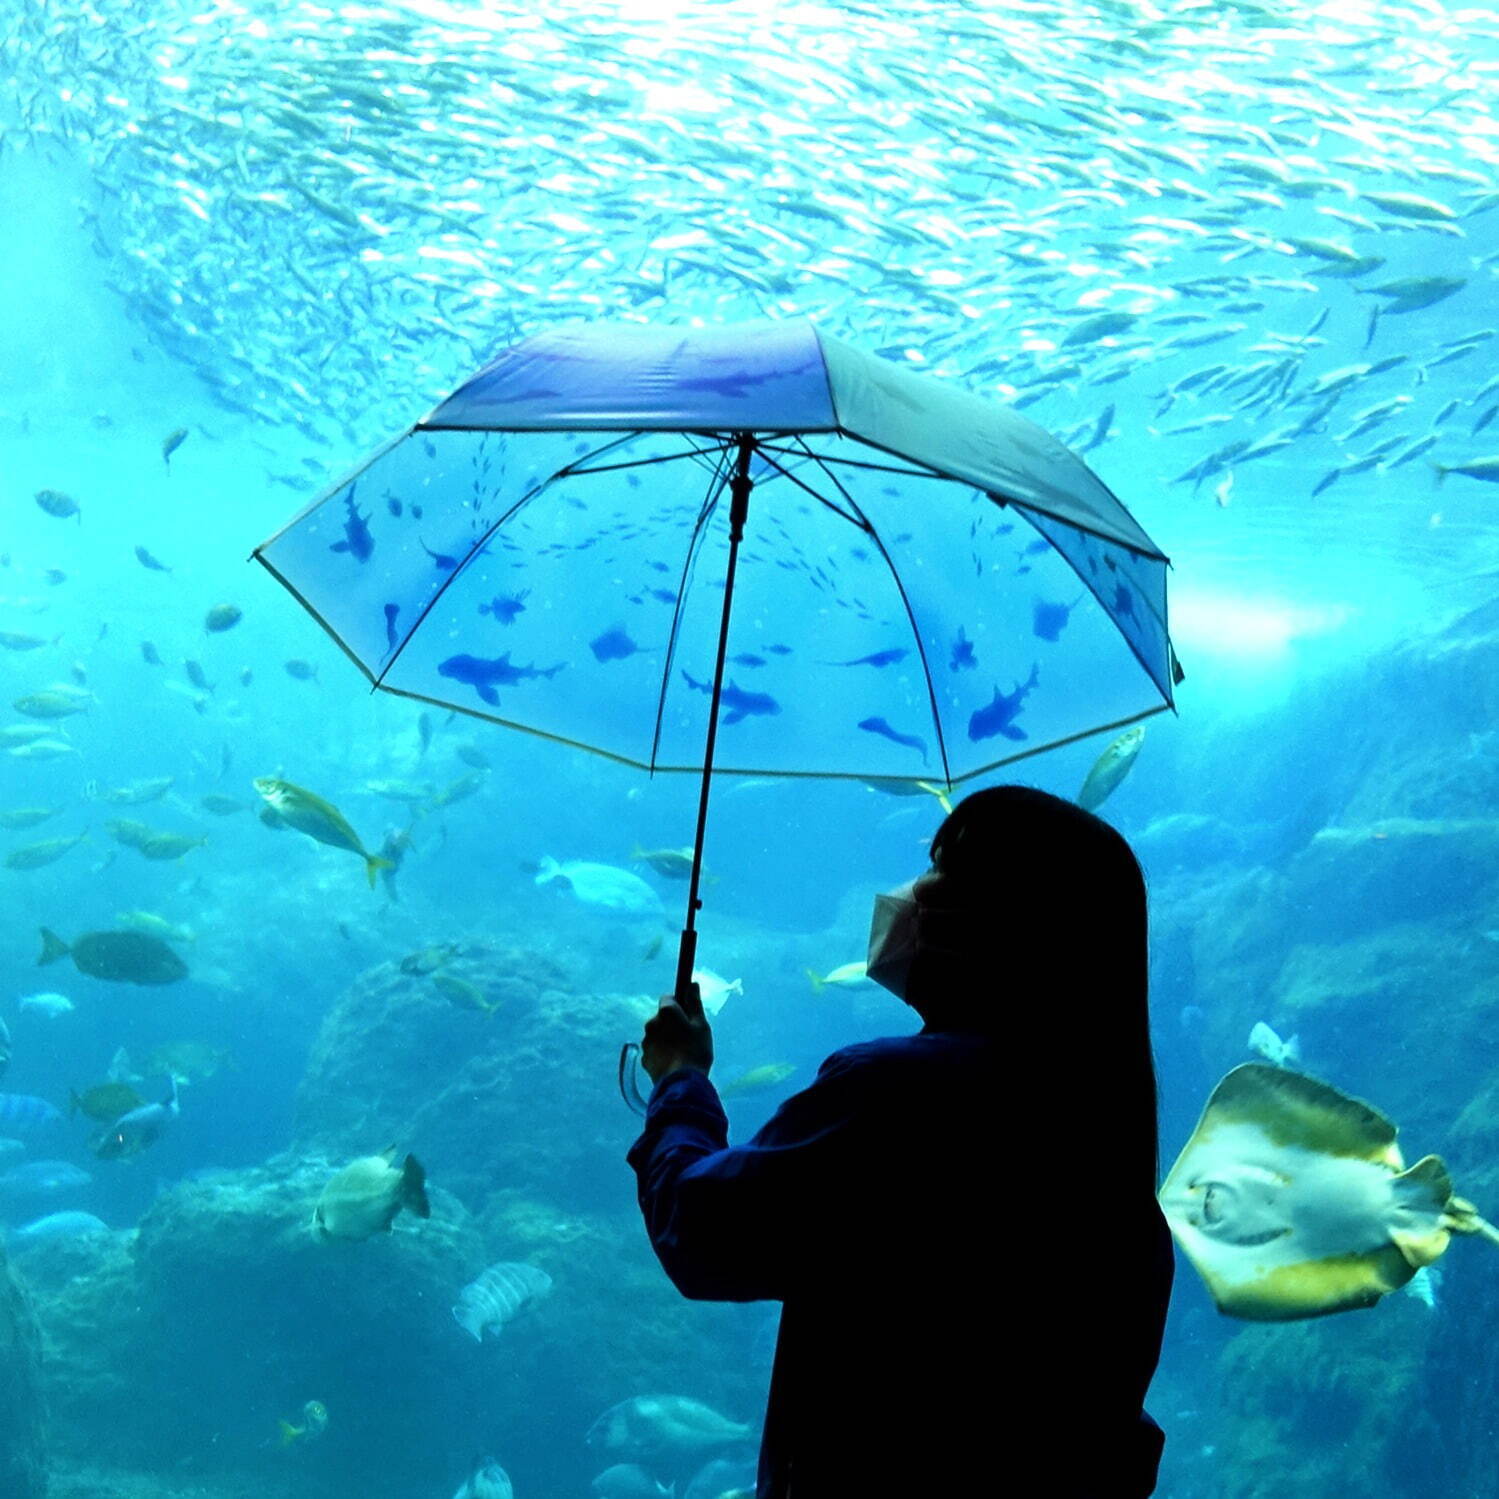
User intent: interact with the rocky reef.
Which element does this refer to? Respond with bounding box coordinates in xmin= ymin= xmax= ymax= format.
xmin=0 ymin=1240 xmax=47 ymax=1499
xmin=21 ymin=941 xmax=759 ymax=1497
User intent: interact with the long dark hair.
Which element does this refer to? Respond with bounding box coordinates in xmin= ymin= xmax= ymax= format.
xmin=927 ymin=783 xmax=1159 ymax=1192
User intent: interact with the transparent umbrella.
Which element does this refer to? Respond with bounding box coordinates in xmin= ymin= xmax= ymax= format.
xmin=254 ymin=317 xmax=1182 ymax=1055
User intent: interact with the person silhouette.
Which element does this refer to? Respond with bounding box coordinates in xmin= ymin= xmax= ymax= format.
xmin=628 ymin=784 xmax=1172 ymax=1498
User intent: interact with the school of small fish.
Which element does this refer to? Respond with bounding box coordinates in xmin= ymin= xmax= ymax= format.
xmin=3 ymin=0 xmax=1496 ymax=504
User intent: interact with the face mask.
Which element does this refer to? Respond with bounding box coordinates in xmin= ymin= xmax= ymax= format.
xmin=867 ymin=879 xmax=921 ymax=999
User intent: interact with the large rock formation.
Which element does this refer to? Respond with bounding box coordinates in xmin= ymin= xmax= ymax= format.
xmin=0 ymin=1240 xmax=48 ymax=1499
xmin=294 ymin=940 xmax=656 ymax=1214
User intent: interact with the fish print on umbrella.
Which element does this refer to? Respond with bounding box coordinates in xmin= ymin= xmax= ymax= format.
xmin=1033 ymin=597 xmax=1084 ymax=643
xmin=479 ymin=592 xmax=529 ymax=625
xmin=678 ymin=671 xmax=781 ymax=727
xmin=857 ymin=717 xmax=928 ymax=763
xmin=968 ymin=665 xmax=1041 ymax=744
xmin=329 ymin=486 xmax=373 ymax=563
xmin=591 ymin=626 xmax=646 ymax=663
xmin=438 ymin=653 xmax=566 ymax=707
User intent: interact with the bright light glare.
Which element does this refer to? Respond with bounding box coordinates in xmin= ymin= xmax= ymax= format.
xmin=1171 ymin=592 xmax=1352 ymax=659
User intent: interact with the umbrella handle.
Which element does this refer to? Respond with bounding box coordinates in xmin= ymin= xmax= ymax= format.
xmin=673 ymin=926 xmax=703 ymax=1018
xmin=618 ymin=1042 xmax=649 ymax=1117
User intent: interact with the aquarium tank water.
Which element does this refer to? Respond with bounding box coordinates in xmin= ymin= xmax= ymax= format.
xmin=1 ymin=1 xmax=1497 ymax=1496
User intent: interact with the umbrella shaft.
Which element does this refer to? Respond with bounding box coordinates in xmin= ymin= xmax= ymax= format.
xmin=674 ymin=435 xmax=754 ymax=1007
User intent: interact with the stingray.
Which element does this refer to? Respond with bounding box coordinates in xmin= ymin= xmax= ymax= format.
xmin=1158 ymin=1063 xmax=1499 ymax=1321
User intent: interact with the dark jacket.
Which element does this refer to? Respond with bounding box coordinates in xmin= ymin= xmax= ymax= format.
xmin=628 ymin=1029 xmax=1173 ymax=1498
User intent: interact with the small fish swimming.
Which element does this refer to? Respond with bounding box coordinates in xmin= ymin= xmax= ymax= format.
xmin=1432 ymin=457 xmax=1499 ymax=485
xmin=7 ymin=1211 xmax=109 ymax=1247
xmin=70 ymin=1081 xmax=145 ymax=1122
xmin=429 ymin=771 xmax=488 ymax=810
xmin=591 ymin=1465 xmax=674 ymax=1499
xmin=18 ymin=991 xmax=74 ymax=1019
xmin=92 ymin=1077 xmax=178 ymax=1160
xmin=1248 ymin=1020 xmax=1301 ymax=1069
xmin=6 ymin=833 xmax=87 ymax=870
xmin=252 ymin=777 xmax=393 ymax=888
xmin=452 ymin=1261 xmax=554 ymax=1341
xmin=587 ymin=1395 xmax=754 ymax=1457
xmin=0 ymin=1094 xmax=63 ymax=1131
xmin=39 ymin=927 xmax=188 ymax=985
xmin=720 ymin=1062 xmax=796 ymax=1098
xmin=99 ymin=776 xmax=174 ymax=805
xmin=34 ymin=489 xmax=79 ymax=521
xmin=329 ymin=485 xmax=374 ymax=562
xmin=949 ymin=628 xmax=977 ymax=671
xmin=631 ymin=845 xmax=697 ymax=879
xmin=13 ymin=688 xmax=91 ymax=719
xmin=0 ymin=807 xmax=64 ymax=830
xmin=140 ymin=641 xmax=162 ymax=666
xmin=432 ymin=971 xmax=500 ymax=1015
xmin=204 ymin=604 xmax=242 ymax=633
xmin=7 ymin=740 xmax=77 ymax=760
xmin=312 ymin=1149 xmax=429 ymax=1241
xmin=967 ymin=664 xmax=1040 ymax=743
xmin=452 ymin=1460 xmax=514 ymax=1499
xmin=1076 ymin=725 xmax=1146 ymax=812
xmin=383 ymin=603 xmax=401 ymax=651
xmin=284 ymin=659 xmax=318 ymax=681
xmin=0 ymin=1159 xmax=92 ymax=1198
xmin=277 ymin=1399 xmax=329 ymax=1447
xmin=692 ymin=968 xmax=742 ymax=1018
xmin=807 ymin=961 xmax=871 ymax=992
xmin=437 ymin=653 xmax=564 ymax=707
xmin=535 ymin=857 xmax=664 ymax=919
xmin=160 ymin=427 xmax=189 ymax=467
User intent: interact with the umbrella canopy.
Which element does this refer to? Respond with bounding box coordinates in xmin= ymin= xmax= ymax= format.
xmin=254 ymin=318 xmax=1179 ymax=788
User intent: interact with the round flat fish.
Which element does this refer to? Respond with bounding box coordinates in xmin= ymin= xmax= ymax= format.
xmin=0 ymin=1159 xmax=92 ymax=1199
xmin=40 ymin=928 xmax=187 ymax=986
xmin=535 ymin=857 xmax=665 ymax=920
xmin=1159 ymin=1063 xmax=1499 ymax=1321
xmin=592 ymin=1465 xmax=675 ymax=1499
xmin=587 ymin=1396 xmax=754 ymax=1458
xmin=453 ymin=1261 xmax=553 ymax=1341
xmin=9 ymin=1211 xmax=110 ymax=1247
xmin=452 ymin=1460 xmax=513 ymax=1499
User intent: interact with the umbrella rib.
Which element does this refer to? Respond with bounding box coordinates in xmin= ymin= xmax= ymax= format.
xmin=747 ymin=445 xmax=870 ymax=529
xmin=785 ymin=435 xmax=954 ymax=787
xmin=647 ymin=443 xmax=736 ymax=773
xmin=1018 ymin=508 xmax=1176 ymax=708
